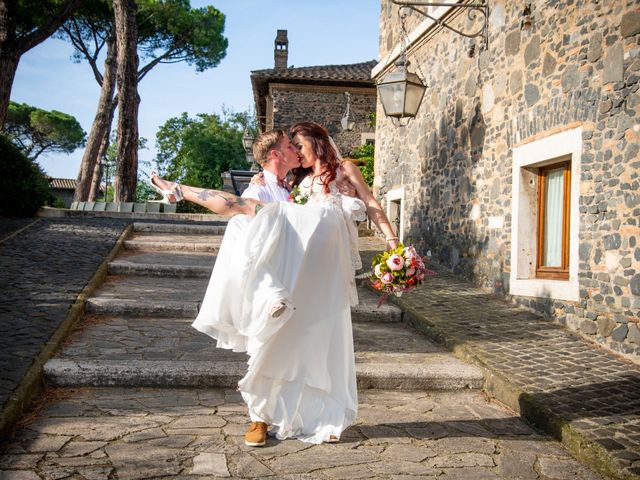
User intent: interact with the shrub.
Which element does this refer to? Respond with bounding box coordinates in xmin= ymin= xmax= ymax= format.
xmin=0 ymin=134 xmax=52 ymax=216
xmin=350 ymin=143 xmax=375 ymax=188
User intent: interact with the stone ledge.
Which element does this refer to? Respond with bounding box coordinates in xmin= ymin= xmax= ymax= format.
xmin=85 ymin=296 xmax=402 ymax=323
xmin=108 ymin=261 xmax=213 ymax=278
xmin=43 ymin=356 xmax=483 ymax=391
xmin=392 ymin=296 xmax=638 ymax=480
xmin=38 ymin=207 xmax=227 ymax=223
xmin=133 ymin=222 xmax=226 ymax=233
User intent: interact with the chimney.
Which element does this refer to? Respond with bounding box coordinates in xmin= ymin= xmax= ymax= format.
xmin=274 ymin=29 xmax=288 ymax=70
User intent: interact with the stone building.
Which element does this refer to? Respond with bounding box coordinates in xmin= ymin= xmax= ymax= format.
xmin=373 ymin=2 xmax=640 ymax=362
xmin=48 ymin=177 xmax=77 ymax=208
xmin=250 ymin=30 xmax=378 ymax=155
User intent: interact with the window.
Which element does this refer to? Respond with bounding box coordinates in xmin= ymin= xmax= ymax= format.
xmin=536 ymin=161 xmax=571 ymax=279
xmin=386 ymin=187 xmax=405 ymax=243
xmin=510 ymin=126 xmax=581 ymax=301
xmin=360 ymin=133 xmax=375 ymax=145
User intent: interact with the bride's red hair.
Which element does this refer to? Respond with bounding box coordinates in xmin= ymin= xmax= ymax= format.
xmin=290 ymin=122 xmax=339 ymax=194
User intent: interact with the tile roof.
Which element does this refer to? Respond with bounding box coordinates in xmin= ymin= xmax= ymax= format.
xmin=251 ymin=60 xmax=377 ymax=84
xmin=49 ymin=178 xmax=76 ymax=190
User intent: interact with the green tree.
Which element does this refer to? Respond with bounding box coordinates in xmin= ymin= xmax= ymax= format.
xmin=5 ymin=101 xmax=86 ymax=159
xmin=59 ymin=0 xmax=228 ymax=202
xmin=155 ymin=109 xmax=252 ymax=191
xmin=0 ymin=0 xmax=84 ymax=128
xmin=350 ymin=142 xmax=375 ymax=187
xmin=0 ymin=134 xmax=52 ymax=216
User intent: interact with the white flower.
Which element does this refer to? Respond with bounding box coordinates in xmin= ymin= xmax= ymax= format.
xmin=374 ymin=264 xmax=383 ymax=278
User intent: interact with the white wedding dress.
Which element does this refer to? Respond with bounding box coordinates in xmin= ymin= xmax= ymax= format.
xmin=192 ymin=175 xmax=367 ymax=443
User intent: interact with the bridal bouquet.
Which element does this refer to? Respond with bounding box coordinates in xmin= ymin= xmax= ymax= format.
xmin=289 ymin=186 xmax=309 ymax=205
xmin=370 ymin=244 xmax=436 ymax=305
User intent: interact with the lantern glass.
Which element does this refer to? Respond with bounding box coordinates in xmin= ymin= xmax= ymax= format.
xmin=242 ymin=131 xmax=254 ymax=151
xmin=377 ymin=63 xmax=426 ymax=119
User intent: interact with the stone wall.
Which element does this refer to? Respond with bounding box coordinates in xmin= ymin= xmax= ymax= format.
xmin=270 ymin=85 xmax=376 ymax=155
xmin=375 ymin=1 xmax=640 ymax=361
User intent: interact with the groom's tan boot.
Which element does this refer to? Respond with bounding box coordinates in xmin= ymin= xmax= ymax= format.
xmin=245 ymin=421 xmax=268 ymax=447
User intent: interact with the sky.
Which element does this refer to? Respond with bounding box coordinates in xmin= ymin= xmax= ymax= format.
xmin=11 ymin=0 xmax=381 ymax=180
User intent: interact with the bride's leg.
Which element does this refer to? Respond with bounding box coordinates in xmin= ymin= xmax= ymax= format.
xmin=151 ymin=174 xmax=263 ymax=217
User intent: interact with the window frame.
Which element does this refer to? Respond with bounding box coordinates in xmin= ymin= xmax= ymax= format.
xmin=536 ymin=160 xmax=571 ymax=280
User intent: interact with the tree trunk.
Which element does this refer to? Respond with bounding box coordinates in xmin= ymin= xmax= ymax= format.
xmin=88 ymin=98 xmax=117 ymax=201
xmin=112 ymin=0 xmax=139 ymax=202
xmin=0 ymin=0 xmax=84 ymax=129
xmin=0 ymin=51 xmax=19 ymax=129
xmin=74 ymin=34 xmax=117 ymax=202
xmin=0 ymin=0 xmax=18 ymax=129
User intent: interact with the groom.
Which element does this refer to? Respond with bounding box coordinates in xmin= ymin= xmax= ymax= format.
xmin=241 ymin=129 xmax=300 ymax=202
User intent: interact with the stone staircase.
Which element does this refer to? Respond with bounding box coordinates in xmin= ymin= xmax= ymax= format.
xmin=44 ymin=222 xmax=483 ymax=392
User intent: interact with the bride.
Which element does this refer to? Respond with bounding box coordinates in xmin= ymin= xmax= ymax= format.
xmin=151 ymin=122 xmax=398 ymax=446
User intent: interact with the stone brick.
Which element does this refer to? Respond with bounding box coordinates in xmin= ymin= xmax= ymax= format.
xmin=562 ymin=65 xmax=580 ymax=93
xmin=612 ymin=324 xmax=629 ymax=342
xmin=543 ymin=53 xmax=557 ymax=75
xmin=621 ymin=11 xmax=640 ymax=38
xmin=524 ymin=35 xmax=540 ymax=66
xmin=628 ymin=324 xmax=640 ymax=344
xmin=597 ymin=317 xmax=616 ymax=337
xmin=631 ymin=274 xmax=640 ymax=296
xmin=588 ymin=32 xmax=603 ymax=62
xmin=510 ymin=70 xmax=523 ymax=94
xmin=604 ymin=43 xmax=624 ymax=84
xmin=524 ymin=84 xmax=540 ymax=106
xmin=580 ymin=319 xmax=598 ymax=335
xmin=505 ymin=30 xmax=521 ymax=56
xmin=604 ymin=233 xmax=622 ymax=250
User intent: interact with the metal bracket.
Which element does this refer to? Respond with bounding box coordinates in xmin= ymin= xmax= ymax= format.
xmin=390 ymin=0 xmax=489 ymax=51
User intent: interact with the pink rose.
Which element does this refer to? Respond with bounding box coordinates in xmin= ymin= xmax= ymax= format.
xmin=381 ymin=272 xmax=394 ymax=284
xmin=386 ymin=254 xmax=404 ymax=271
xmin=406 ymin=267 xmax=416 ymax=277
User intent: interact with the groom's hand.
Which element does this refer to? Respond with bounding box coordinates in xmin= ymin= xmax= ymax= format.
xmin=336 ymin=178 xmax=357 ymax=198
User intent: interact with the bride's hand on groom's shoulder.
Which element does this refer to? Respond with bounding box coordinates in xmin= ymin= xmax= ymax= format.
xmin=250 ymin=172 xmax=266 ymax=186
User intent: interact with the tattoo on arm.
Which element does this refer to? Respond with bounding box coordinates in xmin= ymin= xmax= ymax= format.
xmin=187 ymin=187 xmax=247 ymax=208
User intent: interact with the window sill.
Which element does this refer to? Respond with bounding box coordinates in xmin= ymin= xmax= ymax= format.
xmin=510 ymin=278 xmax=579 ymax=302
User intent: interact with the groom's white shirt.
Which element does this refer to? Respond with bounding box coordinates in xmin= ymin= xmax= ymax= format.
xmin=241 ymin=169 xmax=290 ymax=202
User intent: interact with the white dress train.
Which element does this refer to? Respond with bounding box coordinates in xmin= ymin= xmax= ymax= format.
xmin=192 ymin=177 xmax=366 ymax=443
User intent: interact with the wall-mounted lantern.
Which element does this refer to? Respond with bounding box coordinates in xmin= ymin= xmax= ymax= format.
xmin=378 ymin=0 xmax=490 ymax=125
xmin=341 ymin=92 xmax=356 ymax=131
xmin=242 ymin=127 xmax=259 ymax=171
xmin=377 ymin=60 xmax=426 ymax=123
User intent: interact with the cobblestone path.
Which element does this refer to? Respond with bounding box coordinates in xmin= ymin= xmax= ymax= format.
xmin=1 ymin=220 xmax=604 ymax=479
xmin=395 ymin=268 xmax=640 ymax=479
xmin=0 ymin=218 xmax=127 ymax=419
xmin=1 ymin=387 xmax=602 ymax=480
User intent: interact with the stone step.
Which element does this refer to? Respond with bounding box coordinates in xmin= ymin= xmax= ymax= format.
xmin=45 ymin=315 xmax=482 ymax=389
xmin=124 ymin=232 xmax=222 ymax=253
xmin=108 ymin=261 xmax=213 ymax=278
xmin=44 ymin=356 xmax=483 ymax=390
xmin=133 ymin=222 xmax=226 ymax=234
xmin=109 ymin=251 xmax=216 ymax=277
xmin=85 ymin=279 xmax=402 ymax=322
